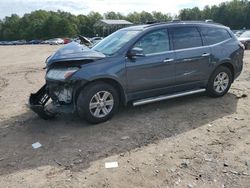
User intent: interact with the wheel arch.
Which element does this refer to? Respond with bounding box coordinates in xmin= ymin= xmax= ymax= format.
xmin=218 ymin=62 xmax=235 ymax=81
xmin=73 ymin=77 xmax=127 ymax=107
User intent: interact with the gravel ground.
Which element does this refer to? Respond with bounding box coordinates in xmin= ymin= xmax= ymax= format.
xmin=0 ymin=45 xmax=249 ymax=188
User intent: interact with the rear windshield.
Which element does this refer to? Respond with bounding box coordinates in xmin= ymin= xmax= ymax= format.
xmin=92 ymin=30 xmax=140 ymax=55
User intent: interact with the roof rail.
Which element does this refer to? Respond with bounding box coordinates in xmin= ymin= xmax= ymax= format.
xmin=144 ymin=21 xmax=168 ymax=28
xmin=143 ymin=19 xmax=223 ymax=29
xmin=145 ymin=21 xmax=158 ymax=24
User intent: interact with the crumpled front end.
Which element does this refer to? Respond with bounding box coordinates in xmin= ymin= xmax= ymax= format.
xmin=28 ymin=85 xmax=57 ymax=119
xmin=28 ymin=81 xmax=77 ymax=119
xmin=28 ymin=42 xmax=105 ymax=119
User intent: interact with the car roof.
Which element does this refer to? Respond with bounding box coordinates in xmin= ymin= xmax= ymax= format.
xmin=122 ymin=21 xmax=228 ymax=31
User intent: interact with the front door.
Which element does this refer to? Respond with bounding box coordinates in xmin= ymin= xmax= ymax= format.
xmin=126 ymin=29 xmax=176 ymax=97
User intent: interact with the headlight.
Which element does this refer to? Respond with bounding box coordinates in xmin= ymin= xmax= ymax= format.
xmin=46 ymin=67 xmax=79 ymax=81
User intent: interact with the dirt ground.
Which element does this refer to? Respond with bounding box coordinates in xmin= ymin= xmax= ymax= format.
xmin=0 ymin=45 xmax=249 ymax=188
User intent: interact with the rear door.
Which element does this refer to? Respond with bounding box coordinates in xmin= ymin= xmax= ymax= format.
xmin=170 ymin=26 xmax=211 ymax=86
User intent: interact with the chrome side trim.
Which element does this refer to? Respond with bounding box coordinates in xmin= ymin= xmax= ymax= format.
xmin=133 ymin=88 xmax=206 ymax=106
xmin=163 ymin=58 xmax=174 ymax=63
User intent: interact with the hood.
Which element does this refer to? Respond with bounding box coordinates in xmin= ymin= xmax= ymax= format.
xmin=46 ymin=42 xmax=106 ymax=66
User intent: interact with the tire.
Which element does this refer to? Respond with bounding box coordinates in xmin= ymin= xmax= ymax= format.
xmin=77 ymin=82 xmax=119 ymax=124
xmin=207 ymin=66 xmax=233 ymax=97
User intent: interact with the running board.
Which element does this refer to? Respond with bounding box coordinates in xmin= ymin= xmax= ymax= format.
xmin=133 ymin=88 xmax=206 ymax=106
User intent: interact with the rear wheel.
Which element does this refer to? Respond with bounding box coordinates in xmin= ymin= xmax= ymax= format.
xmin=207 ymin=66 xmax=232 ymax=97
xmin=77 ymin=82 xmax=119 ymax=124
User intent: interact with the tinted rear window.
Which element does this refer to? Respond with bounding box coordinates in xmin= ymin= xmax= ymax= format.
xmin=200 ymin=27 xmax=231 ymax=45
xmin=172 ymin=27 xmax=202 ymax=50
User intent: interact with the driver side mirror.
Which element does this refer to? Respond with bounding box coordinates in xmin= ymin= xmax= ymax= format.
xmin=127 ymin=47 xmax=145 ymax=59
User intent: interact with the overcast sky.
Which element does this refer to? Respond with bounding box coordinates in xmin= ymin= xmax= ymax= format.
xmin=0 ymin=0 xmax=228 ymax=19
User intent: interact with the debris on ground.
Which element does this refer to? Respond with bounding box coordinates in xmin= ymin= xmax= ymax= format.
xmin=236 ymin=94 xmax=248 ymax=99
xmin=223 ymin=162 xmax=229 ymax=167
xmin=32 ymin=142 xmax=42 ymax=149
xmin=245 ymin=160 xmax=250 ymax=170
xmin=120 ymin=136 xmax=130 ymax=140
xmin=54 ymin=159 xmax=63 ymax=166
xmin=180 ymin=159 xmax=190 ymax=168
xmin=105 ymin=161 xmax=118 ymax=169
xmin=229 ymin=170 xmax=240 ymax=175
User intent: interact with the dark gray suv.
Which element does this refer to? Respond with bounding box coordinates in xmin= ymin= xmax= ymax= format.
xmin=29 ymin=21 xmax=244 ymax=123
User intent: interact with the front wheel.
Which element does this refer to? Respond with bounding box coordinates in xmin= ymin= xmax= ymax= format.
xmin=77 ymin=82 xmax=119 ymax=124
xmin=207 ymin=66 xmax=233 ymax=97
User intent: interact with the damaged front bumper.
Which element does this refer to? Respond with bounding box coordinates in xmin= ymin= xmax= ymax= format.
xmin=28 ymin=83 xmax=75 ymax=119
xmin=28 ymin=84 xmax=57 ymax=119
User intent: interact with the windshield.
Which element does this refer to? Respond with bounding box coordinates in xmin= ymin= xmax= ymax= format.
xmin=92 ymin=30 xmax=140 ymax=55
xmin=240 ymin=31 xmax=250 ymax=38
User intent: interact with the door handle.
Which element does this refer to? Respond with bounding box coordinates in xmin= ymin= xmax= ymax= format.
xmin=183 ymin=58 xmax=193 ymax=62
xmin=163 ymin=58 xmax=174 ymax=63
xmin=201 ymin=53 xmax=210 ymax=57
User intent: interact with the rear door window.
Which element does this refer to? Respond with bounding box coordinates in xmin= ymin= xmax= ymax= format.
xmin=200 ymin=27 xmax=231 ymax=45
xmin=171 ymin=27 xmax=203 ymax=50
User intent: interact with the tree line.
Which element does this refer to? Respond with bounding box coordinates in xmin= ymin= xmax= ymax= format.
xmin=179 ymin=0 xmax=250 ymax=29
xmin=0 ymin=0 xmax=249 ymax=40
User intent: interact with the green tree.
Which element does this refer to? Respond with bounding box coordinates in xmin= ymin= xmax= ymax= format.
xmin=104 ymin=11 xmax=125 ymax=19
xmin=1 ymin=0 xmax=250 ymax=41
xmin=1 ymin=14 xmax=20 ymax=40
xmin=152 ymin=11 xmax=172 ymax=22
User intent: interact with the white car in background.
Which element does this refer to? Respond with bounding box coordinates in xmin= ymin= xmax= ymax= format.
xmin=90 ymin=37 xmax=103 ymax=45
xmin=238 ymin=30 xmax=250 ymax=50
xmin=43 ymin=38 xmax=64 ymax=45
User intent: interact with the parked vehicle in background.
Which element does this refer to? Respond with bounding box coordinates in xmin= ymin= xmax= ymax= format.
xmin=72 ymin=37 xmax=81 ymax=44
xmin=0 ymin=41 xmax=6 ymax=45
xmin=238 ymin=30 xmax=250 ymax=49
xmin=90 ymin=37 xmax=103 ymax=45
xmin=49 ymin=38 xmax=64 ymax=45
xmin=12 ymin=40 xmax=27 ymax=45
xmin=233 ymin=30 xmax=245 ymax=37
xmin=63 ymin=38 xmax=72 ymax=44
xmin=27 ymin=40 xmax=43 ymax=44
xmin=28 ymin=21 xmax=244 ymax=124
xmin=4 ymin=41 xmax=14 ymax=45
xmin=42 ymin=38 xmax=64 ymax=45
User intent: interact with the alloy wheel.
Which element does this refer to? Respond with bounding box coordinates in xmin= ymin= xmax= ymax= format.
xmin=89 ymin=91 xmax=114 ymax=118
xmin=213 ymin=72 xmax=229 ymax=93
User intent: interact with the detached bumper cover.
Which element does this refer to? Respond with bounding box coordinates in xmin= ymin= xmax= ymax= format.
xmin=28 ymin=84 xmax=57 ymax=119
